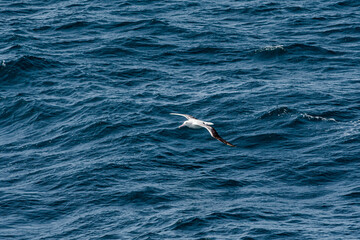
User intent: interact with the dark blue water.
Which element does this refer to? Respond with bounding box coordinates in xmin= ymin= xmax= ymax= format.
xmin=1 ymin=0 xmax=360 ymax=239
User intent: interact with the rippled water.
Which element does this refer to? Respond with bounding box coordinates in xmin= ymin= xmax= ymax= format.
xmin=1 ymin=0 xmax=360 ymax=239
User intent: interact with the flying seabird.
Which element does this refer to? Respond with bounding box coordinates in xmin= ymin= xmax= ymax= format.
xmin=170 ymin=113 xmax=236 ymax=147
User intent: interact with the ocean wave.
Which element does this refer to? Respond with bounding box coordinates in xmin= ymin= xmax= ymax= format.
xmin=300 ymin=113 xmax=337 ymax=122
xmin=55 ymin=21 xmax=94 ymax=31
xmin=121 ymin=36 xmax=177 ymax=50
xmin=254 ymin=45 xmax=287 ymax=58
xmin=259 ymin=107 xmax=341 ymax=124
xmin=1 ymin=0 xmax=360 ymax=239
xmin=184 ymin=177 xmax=248 ymax=189
xmin=185 ymin=45 xmax=226 ymax=55
xmin=243 ymin=132 xmax=288 ymax=148
xmin=86 ymin=46 xmax=137 ymax=57
xmin=254 ymin=43 xmax=342 ymax=60
xmin=343 ymin=187 xmax=360 ymax=199
xmin=287 ymin=43 xmax=341 ymax=55
xmin=259 ymin=107 xmax=295 ymax=119
xmin=170 ymin=216 xmax=208 ymax=231
xmin=0 ymin=56 xmax=61 ymax=84
xmin=332 ymin=0 xmax=360 ymax=8
xmin=109 ymin=67 xmax=166 ymax=82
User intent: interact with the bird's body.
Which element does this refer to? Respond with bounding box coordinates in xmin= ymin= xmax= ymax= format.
xmin=170 ymin=113 xmax=236 ymax=147
xmin=180 ymin=118 xmax=211 ymax=129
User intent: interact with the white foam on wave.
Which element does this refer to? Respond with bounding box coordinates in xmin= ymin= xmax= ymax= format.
xmin=256 ymin=45 xmax=285 ymax=53
xmin=301 ymin=113 xmax=337 ymax=122
xmin=340 ymin=120 xmax=360 ymax=137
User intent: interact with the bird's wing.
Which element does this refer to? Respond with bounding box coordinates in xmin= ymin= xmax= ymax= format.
xmin=201 ymin=124 xmax=236 ymax=147
xmin=170 ymin=113 xmax=197 ymax=120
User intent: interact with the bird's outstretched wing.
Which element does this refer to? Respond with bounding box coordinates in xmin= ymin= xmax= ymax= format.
xmin=201 ymin=124 xmax=236 ymax=147
xmin=170 ymin=113 xmax=197 ymax=120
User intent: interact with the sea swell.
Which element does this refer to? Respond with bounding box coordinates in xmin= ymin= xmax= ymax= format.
xmin=1 ymin=0 xmax=360 ymax=239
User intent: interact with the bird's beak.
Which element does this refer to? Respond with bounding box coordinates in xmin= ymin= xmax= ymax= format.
xmin=178 ymin=124 xmax=185 ymax=128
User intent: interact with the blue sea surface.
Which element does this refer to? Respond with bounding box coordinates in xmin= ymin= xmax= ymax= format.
xmin=1 ymin=0 xmax=360 ymax=239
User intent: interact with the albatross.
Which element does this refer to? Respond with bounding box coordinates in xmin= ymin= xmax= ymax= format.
xmin=170 ymin=113 xmax=236 ymax=147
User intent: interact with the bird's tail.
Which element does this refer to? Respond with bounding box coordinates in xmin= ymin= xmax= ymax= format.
xmin=204 ymin=121 xmax=214 ymax=125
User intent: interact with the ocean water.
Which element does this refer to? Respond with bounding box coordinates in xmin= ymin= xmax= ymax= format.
xmin=1 ymin=0 xmax=360 ymax=239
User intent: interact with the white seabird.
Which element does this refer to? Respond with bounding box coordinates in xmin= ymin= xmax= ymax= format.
xmin=170 ymin=113 xmax=236 ymax=147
